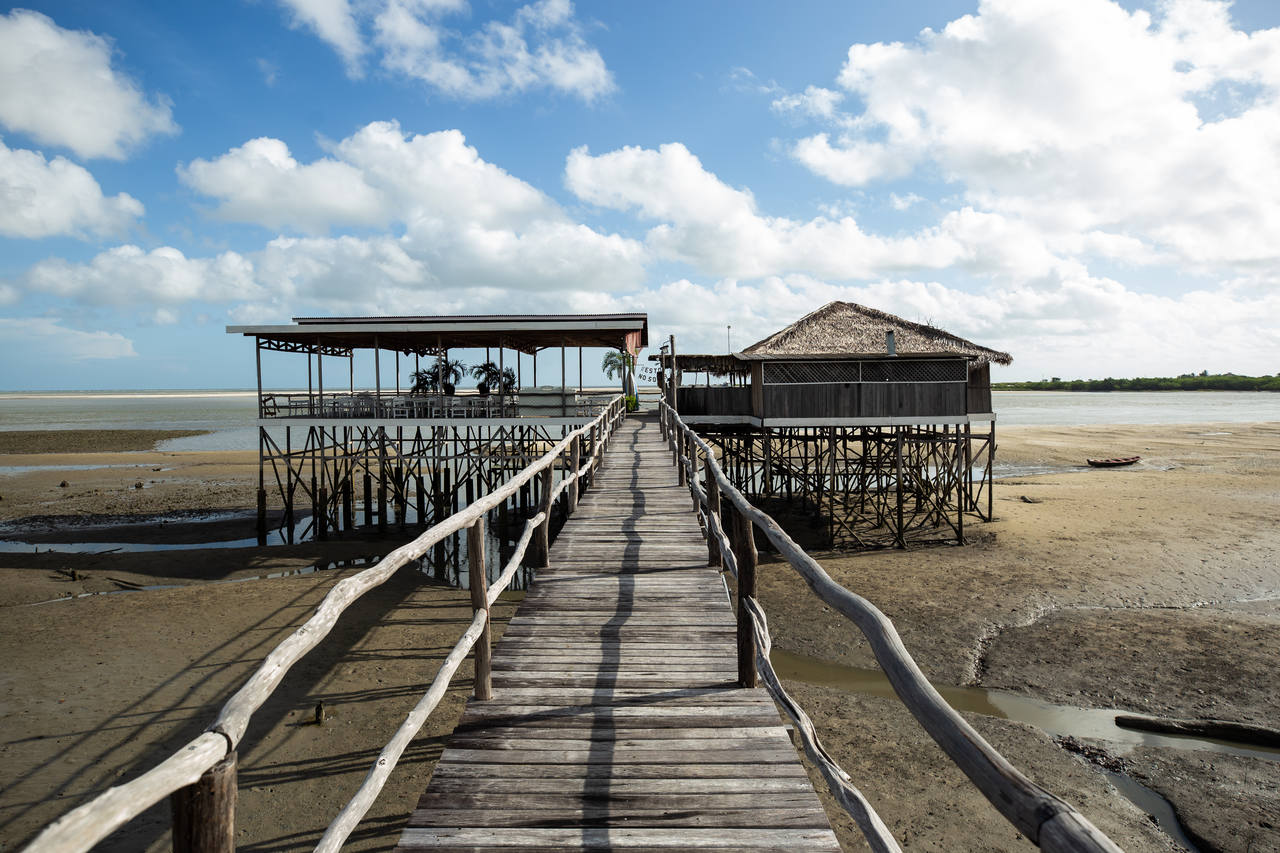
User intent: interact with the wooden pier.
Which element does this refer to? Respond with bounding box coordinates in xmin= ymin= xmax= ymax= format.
xmin=394 ymin=413 xmax=842 ymax=851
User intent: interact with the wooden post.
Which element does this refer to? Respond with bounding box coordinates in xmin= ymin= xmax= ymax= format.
xmin=560 ymin=339 xmax=567 ymax=417
xmin=254 ymin=337 xmax=263 ymax=418
xmin=963 ymin=422 xmax=974 ymax=513
xmin=316 ymin=485 xmax=328 ymax=540
xmin=529 ymin=467 xmax=553 ymax=568
xmin=342 ymin=479 xmax=352 ymax=532
xmin=668 ymin=334 xmax=679 ymax=413
xmin=568 ymin=435 xmax=580 ymax=513
xmin=728 ymin=503 xmax=758 ymax=688
xmin=377 ymin=468 xmax=387 ymax=533
xmin=704 ymin=454 xmax=721 ymax=568
xmin=988 ymin=421 xmax=996 ymax=521
xmin=677 ymin=429 xmax=687 ymax=485
xmin=362 ymin=472 xmax=372 ymax=528
xmin=894 ymin=433 xmax=905 ymax=549
xmin=956 ymin=433 xmax=965 ymax=545
xmin=468 ymin=519 xmax=492 ymax=701
xmin=171 ymin=750 xmax=237 ymax=853
xmin=255 ymin=488 xmax=267 ymax=546
xmin=415 ymin=474 xmax=426 ymax=528
xmin=395 ymin=465 xmax=406 ymax=531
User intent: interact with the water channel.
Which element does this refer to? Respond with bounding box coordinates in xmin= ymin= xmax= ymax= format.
xmin=771 ymin=648 xmax=1280 ymax=850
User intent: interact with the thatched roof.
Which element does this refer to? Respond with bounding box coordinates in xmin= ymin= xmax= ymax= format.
xmin=741 ymin=302 xmax=1012 ymax=365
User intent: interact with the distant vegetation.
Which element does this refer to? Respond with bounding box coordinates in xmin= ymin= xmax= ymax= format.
xmin=994 ymin=372 xmax=1280 ymax=392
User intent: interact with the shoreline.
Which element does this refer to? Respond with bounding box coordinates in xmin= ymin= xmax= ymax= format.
xmin=2 ymin=422 xmax=1278 ymax=851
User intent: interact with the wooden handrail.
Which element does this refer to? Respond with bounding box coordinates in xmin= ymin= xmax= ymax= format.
xmin=659 ymin=400 xmax=1122 ymax=853
xmin=316 ymin=511 xmax=545 ymax=852
xmin=26 ymin=396 xmax=625 ymax=853
xmin=745 ymin=597 xmax=902 ymax=853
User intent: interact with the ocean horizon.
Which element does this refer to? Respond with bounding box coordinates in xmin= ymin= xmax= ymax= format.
xmin=1 ymin=389 xmax=1278 ymax=454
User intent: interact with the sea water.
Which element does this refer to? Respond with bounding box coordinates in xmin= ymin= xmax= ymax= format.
xmin=0 ymin=389 xmax=1277 ymax=452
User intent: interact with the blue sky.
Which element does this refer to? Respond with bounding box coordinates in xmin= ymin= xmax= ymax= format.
xmin=1 ymin=0 xmax=1278 ymax=390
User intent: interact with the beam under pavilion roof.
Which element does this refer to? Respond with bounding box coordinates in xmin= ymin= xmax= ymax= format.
xmin=227 ymin=313 xmax=649 ymax=356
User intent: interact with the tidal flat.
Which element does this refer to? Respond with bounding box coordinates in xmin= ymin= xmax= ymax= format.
xmin=1 ymin=422 xmax=1277 ymax=850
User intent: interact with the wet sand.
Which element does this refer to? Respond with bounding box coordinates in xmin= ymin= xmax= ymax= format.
xmin=756 ymin=421 xmax=1280 ymax=851
xmin=2 ymin=423 xmax=1278 ymax=851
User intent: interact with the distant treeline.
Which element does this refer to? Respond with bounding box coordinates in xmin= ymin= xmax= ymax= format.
xmin=994 ymin=373 xmax=1280 ymax=392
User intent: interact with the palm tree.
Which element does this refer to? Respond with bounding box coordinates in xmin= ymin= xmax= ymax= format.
xmin=470 ymin=361 xmax=501 ymax=395
xmin=602 ymin=349 xmax=634 ymax=395
xmin=411 ymin=358 xmax=466 ymax=394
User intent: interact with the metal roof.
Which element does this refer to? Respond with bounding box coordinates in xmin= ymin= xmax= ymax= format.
xmin=227 ymin=313 xmax=648 ymax=355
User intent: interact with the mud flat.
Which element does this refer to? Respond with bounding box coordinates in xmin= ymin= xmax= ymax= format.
xmin=755 ymin=421 xmax=1280 ymax=851
xmin=2 ymin=423 xmax=1279 ymax=850
xmin=0 ymin=431 xmax=517 ymax=851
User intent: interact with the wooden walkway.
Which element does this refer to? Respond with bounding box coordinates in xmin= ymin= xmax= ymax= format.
xmin=395 ymin=413 xmax=841 ymax=851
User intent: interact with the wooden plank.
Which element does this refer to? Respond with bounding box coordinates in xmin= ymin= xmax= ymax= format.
xmin=398 ymin=827 xmax=842 ymax=849
xmin=393 ymin=414 xmax=841 ymax=853
xmin=410 ymin=777 xmax=819 ymax=794
xmin=407 ymin=807 xmax=832 ymax=829
xmin=411 ymin=792 xmax=827 ymax=810
xmin=424 ymin=763 xmax=813 ymax=781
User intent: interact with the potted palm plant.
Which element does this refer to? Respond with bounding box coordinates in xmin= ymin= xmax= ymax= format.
xmin=602 ymin=349 xmax=637 ymax=411
xmin=470 ymin=361 xmax=501 ymax=396
xmin=411 ymin=358 xmax=466 ymax=396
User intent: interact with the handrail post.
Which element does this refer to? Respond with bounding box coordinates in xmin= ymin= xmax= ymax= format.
xmin=468 ymin=518 xmax=492 ymax=701
xmin=569 ymin=434 xmax=581 ymax=512
xmin=171 ymin=750 xmax=237 ymax=853
xmin=704 ymin=453 xmax=721 ymax=568
xmin=677 ymin=429 xmax=687 ymax=485
xmin=727 ymin=502 xmax=758 ymax=688
xmin=529 ymin=467 xmax=553 ymax=568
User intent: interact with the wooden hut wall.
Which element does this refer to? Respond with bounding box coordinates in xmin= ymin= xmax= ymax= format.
xmin=967 ymin=361 xmax=992 ymax=413
xmin=750 ymin=362 xmax=765 ymax=418
xmin=756 ymin=358 xmax=970 ymax=420
xmin=760 ymin=381 xmax=967 ymax=418
xmin=676 ymin=386 xmax=753 ymax=415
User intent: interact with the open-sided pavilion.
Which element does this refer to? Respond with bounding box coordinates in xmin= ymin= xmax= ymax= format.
xmin=228 ymin=313 xmax=647 ymax=422
xmin=225 ymin=313 xmax=646 ymax=549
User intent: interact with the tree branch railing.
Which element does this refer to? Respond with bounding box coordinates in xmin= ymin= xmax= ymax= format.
xmin=26 ymin=395 xmax=626 ymax=853
xmin=658 ymin=400 xmax=1122 ymax=853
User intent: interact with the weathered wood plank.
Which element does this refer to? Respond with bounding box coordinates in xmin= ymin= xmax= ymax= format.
xmin=424 ymin=762 xmax=813 ymax=781
xmin=407 ymin=807 xmax=833 ymax=829
xmin=410 ymin=776 xmax=819 ymax=794
xmin=398 ymin=827 xmax=842 ymax=849
xmin=393 ymin=415 xmax=841 ymax=853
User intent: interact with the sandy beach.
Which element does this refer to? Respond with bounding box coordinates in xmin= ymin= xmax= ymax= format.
xmin=2 ymin=421 xmax=1278 ymax=851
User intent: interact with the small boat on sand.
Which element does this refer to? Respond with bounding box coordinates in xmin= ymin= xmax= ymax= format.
xmin=1086 ymin=456 xmax=1140 ymax=468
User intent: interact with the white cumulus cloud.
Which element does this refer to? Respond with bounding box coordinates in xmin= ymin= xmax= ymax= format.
xmin=0 ymin=139 xmax=143 ymax=238
xmin=0 ymin=317 xmax=136 ymax=360
xmin=785 ymin=0 xmax=1280 ymax=270
xmin=179 ymin=137 xmax=386 ymax=233
xmin=169 ymin=121 xmax=647 ymax=299
xmin=0 ymin=9 xmax=177 ymax=160
xmin=566 ymin=141 xmax=984 ymax=280
xmin=22 ymin=245 xmax=260 ymax=306
xmin=275 ymin=0 xmax=365 ymax=75
xmin=273 ymin=0 xmax=614 ymax=101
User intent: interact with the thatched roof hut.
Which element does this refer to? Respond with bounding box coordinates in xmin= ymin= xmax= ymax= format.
xmin=741 ymin=301 xmax=1012 ymax=365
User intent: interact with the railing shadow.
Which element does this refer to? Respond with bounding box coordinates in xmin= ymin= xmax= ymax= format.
xmin=6 ymin=570 xmax=483 ymax=852
xmin=579 ymin=418 xmax=643 ymax=844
